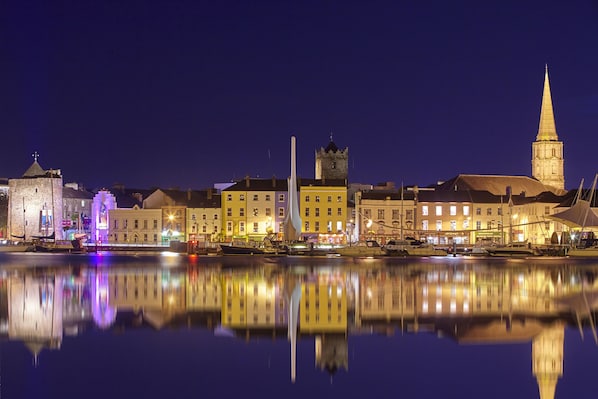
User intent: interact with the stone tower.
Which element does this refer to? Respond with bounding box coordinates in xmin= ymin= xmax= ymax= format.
xmin=532 ymin=66 xmax=565 ymax=190
xmin=8 ymin=154 xmax=64 ymax=241
xmin=315 ymin=134 xmax=348 ymax=181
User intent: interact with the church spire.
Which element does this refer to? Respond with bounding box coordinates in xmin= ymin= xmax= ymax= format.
xmin=536 ymin=65 xmax=558 ymax=141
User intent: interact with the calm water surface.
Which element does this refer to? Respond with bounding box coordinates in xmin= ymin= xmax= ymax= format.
xmin=1 ymin=252 xmax=598 ymax=399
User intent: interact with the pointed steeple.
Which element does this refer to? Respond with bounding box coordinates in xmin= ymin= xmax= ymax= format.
xmin=536 ymin=65 xmax=558 ymax=141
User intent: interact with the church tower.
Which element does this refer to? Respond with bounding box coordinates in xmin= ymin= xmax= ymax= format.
xmin=532 ymin=66 xmax=564 ymax=190
xmin=315 ymin=134 xmax=348 ymax=181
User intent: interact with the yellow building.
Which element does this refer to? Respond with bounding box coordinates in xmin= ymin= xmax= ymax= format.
xmin=221 ymin=177 xmax=289 ymax=242
xmin=299 ymin=178 xmax=347 ymax=244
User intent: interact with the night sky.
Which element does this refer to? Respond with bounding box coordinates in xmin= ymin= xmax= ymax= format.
xmin=2 ymin=1 xmax=597 ymax=191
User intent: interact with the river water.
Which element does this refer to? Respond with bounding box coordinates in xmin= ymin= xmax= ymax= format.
xmin=1 ymin=252 xmax=598 ymax=399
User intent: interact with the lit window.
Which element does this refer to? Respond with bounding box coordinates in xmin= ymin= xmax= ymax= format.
xmin=463 ymin=206 xmax=469 ymax=216
xmin=450 ymin=220 xmax=456 ymax=231
xmin=422 ymin=206 xmax=429 ymax=216
xmin=253 ymin=194 xmax=258 ymax=201
xmin=450 ymin=206 xmax=456 ymax=216
xmin=422 ymin=220 xmax=429 ymax=230
xmin=435 ymin=206 xmax=442 ymax=216
xmin=436 ymin=220 xmax=442 ymax=231
xmin=278 ymin=194 xmax=285 ymax=202
xmin=305 ymin=195 xmax=310 ymax=202
xmin=436 ymin=299 xmax=442 ymax=312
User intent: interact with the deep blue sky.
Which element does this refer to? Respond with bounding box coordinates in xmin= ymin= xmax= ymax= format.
xmin=1 ymin=0 xmax=597 ymax=191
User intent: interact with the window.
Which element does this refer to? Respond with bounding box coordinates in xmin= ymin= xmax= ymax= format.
xmin=422 ymin=220 xmax=429 ymax=230
xmin=487 ymin=208 xmax=492 ymax=216
xmin=327 ymin=221 xmax=332 ymax=232
xmin=449 ymin=206 xmax=456 ymax=216
xmin=305 ymin=208 xmax=310 ymax=217
xmin=253 ymin=208 xmax=258 ymax=217
xmin=202 ymin=214 xmax=206 ymax=220
xmin=252 ymin=194 xmax=258 ymax=201
xmin=406 ymin=209 xmax=413 ymax=220
xmin=265 ymin=194 xmax=271 ymax=201
xmin=239 ymin=222 xmax=245 ymax=232
xmin=253 ymin=223 xmax=258 ymax=233
xmin=450 ymin=220 xmax=456 ymax=231
xmin=476 ymin=221 xmax=481 ymax=230
xmin=315 ymin=196 xmax=320 ymax=202
xmin=239 ymin=194 xmax=245 ymax=200
xmin=337 ymin=196 xmax=342 ymax=202
xmin=545 ymin=206 xmax=550 ymax=215
xmin=463 ymin=206 xmax=470 ymax=216
xmin=114 ymin=220 xmax=118 ymax=229
xmin=278 ymin=194 xmax=285 ymax=202
xmin=463 ymin=219 xmax=469 ymax=229
xmin=227 ymin=222 xmax=233 ymax=232
xmin=378 ymin=209 xmax=385 ymax=219
xmin=265 ymin=208 xmax=271 ymax=216
xmin=134 ymin=219 xmax=139 ymax=229
xmin=227 ymin=208 xmax=232 ymax=217
xmin=315 ymin=208 xmax=320 ymax=217
xmin=278 ymin=207 xmax=285 ymax=217
xmin=305 ymin=221 xmax=310 ymax=231
xmin=337 ymin=208 xmax=342 ymax=216
xmin=497 ymin=207 xmax=502 ymax=216
xmin=486 ymin=221 xmax=492 ymax=229
xmin=214 ymin=214 xmax=218 ymax=220
xmin=305 ymin=195 xmax=310 ymax=202
xmin=435 ymin=206 xmax=442 ymax=216
xmin=327 ymin=196 xmax=332 ymax=202
xmin=327 ymin=208 xmax=332 ymax=216
xmin=422 ymin=206 xmax=429 ymax=216
xmin=202 ymin=225 xmax=207 ymax=233
xmin=143 ymin=220 xmax=148 ymax=229
xmin=124 ymin=233 xmax=128 ymax=241
xmin=153 ymin=220 xmax=158 ymax=229
xmin=227 ymin=194 xmax=232 ymax=201
xmin=476 ymin=208 xmax=481 ymax=216
xmin=123 ymin=219 xmax=128 ymax=228
xmin=315 ymin=221 xmax=320 ymax=231
xmin=364 ymin=209 xmax=371 ymax=218
xmin=239 ymin=208 xmax=245 ymax=217
xmin=392 ymin=209 xmax=400 ymax=219
xmin=153 ymin=234 xmax=157 ymax=242
xmin=436 ymin=220 xmax=442 ymax=231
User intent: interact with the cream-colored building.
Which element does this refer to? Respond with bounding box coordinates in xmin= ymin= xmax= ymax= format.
xmin=108 ymin=206 xmax=162 ymax=244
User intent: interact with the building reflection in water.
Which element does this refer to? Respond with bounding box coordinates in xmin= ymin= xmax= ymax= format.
xmin=1 ymin=256 xmax=598 ymax=399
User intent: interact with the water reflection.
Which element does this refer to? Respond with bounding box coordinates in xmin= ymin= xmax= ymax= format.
xmin=1 ymin=254 xmax=598 ymax=398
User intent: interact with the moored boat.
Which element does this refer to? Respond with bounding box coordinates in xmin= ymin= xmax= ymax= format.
xmin=0 ymin=240 xmax=34 ymax=252
xmin=383 ymin=238 xmax=447 ymax=256
xmin=486 ymin=242 xmax=539 ymax=257
xmin=219 ymin=241 xmax=287 ymax=256
xmin=336 ymin=240 xmax=385 ymax=257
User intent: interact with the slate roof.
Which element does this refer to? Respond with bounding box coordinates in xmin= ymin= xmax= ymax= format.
xmin=156 ymin=188 xmax=221 ymax=208
xmin=63 ymin=186 xmax=95 ymax=200
xmin=436 ymin=174 xmax=565 ymax=197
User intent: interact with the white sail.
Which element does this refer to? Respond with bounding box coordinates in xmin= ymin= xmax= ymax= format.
xmin=284 ymin=136 xmax=302 ymax=241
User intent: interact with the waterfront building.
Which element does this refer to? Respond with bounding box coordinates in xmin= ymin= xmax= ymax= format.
xmin=532 ymin=66 xmax=565 ymax=191
xmin=183 ymin=189 xmax=221 ymax=244
xmin=62 ymin=182 xmax=94 ymax=240
xmin=221 ymin=177 xmax=289 ymax=242
xmin=7 ymin=156 xmax=64 ymax=241
xmin=108 ymin=206 xmax=162 ymax=245
xmin=354 ymin=188 xmax=417 ymax=244
xmin=90 ymin=189 xmax=118 ymax=243
xmin=299 ymin=178 xmax=348 ymax=243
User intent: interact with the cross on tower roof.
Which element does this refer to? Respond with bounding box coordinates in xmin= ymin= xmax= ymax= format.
xmin=32 ymin=151 xmax=39 ymax=162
